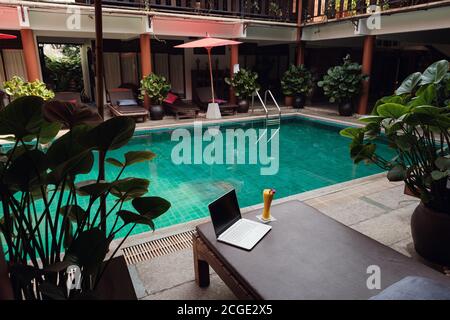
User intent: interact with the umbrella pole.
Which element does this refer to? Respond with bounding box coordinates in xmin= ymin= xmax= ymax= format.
xmin=207 ymin=47 xmax=215 ymax=104
xmin=95 ymin=0 xmax=107 ymax=234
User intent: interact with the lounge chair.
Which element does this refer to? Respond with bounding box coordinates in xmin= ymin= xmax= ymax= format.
xmin=54 ymin=91 xmax=82 ymax=105
xmin=163 ymin=92 xmax=200 ymax=120
xmin=194 ymin=200 xmax=450 ymax=299
xmin=107 ymin=88 xmax=148 ymax=122
xmin=193 ymin=86 xmax=238 ymax=115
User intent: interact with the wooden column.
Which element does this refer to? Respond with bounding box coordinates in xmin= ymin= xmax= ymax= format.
xmin=296 ymin=41 xmax=305 ymax=66
xmin=20 ymin=29 xmax=41 ymax=81
xmin=358 ymin=35 xmax=375 ymax=115
xmin=229 ymin=44 xmax=239 ymax=105
xmin=296 ymin=0 xmax=305 ymax=66
xmin=140 ymin=33 xmax=152 ymax=109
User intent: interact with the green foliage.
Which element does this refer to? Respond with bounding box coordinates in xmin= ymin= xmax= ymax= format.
xmin=280 ymin=64 xmax=314 ymax=97
xmin=340 ymin=60 xmax=450 ymax=214
xmin=0 ymin=97 xmax=171 ymax=299
xmin=3 ymin=76 xmax=55 ymax=101
xmin=317 ymin=55 xmax=368 ymax=103
xmin=225 ymin=68 xmax=260 ymax=99
xmin=44 ymin=45 xmax=82 ymax=92
xmin=268 ymin=1 xmax=283 ymax=17
xmin=140 ymin=73 xmax=171 ymax=105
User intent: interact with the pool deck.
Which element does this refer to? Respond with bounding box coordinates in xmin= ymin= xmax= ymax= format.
xmin=107 ymin=106 xmax=433 ymax=300
xmin=133 ymin=104 xmax=363 ymax=132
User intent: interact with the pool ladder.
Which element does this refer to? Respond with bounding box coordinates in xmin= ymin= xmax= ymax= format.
xmin=252 ymin=89 xmax=281 ymax=143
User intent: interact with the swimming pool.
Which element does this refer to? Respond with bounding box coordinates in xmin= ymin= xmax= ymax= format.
xmin=82 ymin=115 xmax=392 ymax=238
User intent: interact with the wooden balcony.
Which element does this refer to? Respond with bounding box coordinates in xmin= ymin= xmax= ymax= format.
xmin=75 ymin=0 xmax=298 ymax=22
xmin=303 ymin=0 xmax=448 ymax=24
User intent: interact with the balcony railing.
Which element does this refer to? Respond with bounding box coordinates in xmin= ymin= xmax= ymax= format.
xmin=75 ymin=0 xmax=298 ymax=22
xmin=303 ymin=0 xmax=446 ymax=24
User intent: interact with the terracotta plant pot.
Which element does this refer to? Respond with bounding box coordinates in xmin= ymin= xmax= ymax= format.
xmin=237 ymin=99 xmax=249 ymax=113
xmin=149 ymin=105 xmax=164 ymax=120
xmin=284 ymin=96 xmax=293 ymax=107
xmin=338 ymin=101 xmax=353 ymax=116
xmin=411 ymin=202 xmax=450 ymax=266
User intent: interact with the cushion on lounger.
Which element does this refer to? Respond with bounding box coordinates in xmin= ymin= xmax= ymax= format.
xmin=164 ymin=92 xmax=178 ymax=104
xmin=209 ymin=98 xmax=227 ymax=104
xmin=117 ymin=99 xmax=138 ymax=106
xmin=370 ymin=276 xmax=450 ymax=300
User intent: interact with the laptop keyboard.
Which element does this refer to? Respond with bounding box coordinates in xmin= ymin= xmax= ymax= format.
xmin=221 ymin=220 xmax=259 ymax=243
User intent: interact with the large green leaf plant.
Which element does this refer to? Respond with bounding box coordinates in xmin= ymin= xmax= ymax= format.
xmin=3 ymin=76 xmax=55 ymax=101
xmin=317 ymin=55 xmax=368 ymax=103
xmin=0 ymin=96 xmax=171 ymax=299
xmin=340 ymin=60 xmax=450 ymax=214
xmin=225 ymin=68 xmax=260 ymax=100
xmin=281 ymin=64 xmax=314 ymax=97
xmin=140 ymin=73 xmax=171 ymax=105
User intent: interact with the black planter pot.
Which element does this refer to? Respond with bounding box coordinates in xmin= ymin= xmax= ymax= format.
xmin=411 ymin=202 xmax=450 ymax=266
xmin=338 ymin=101 xmax=354 ymax=116
xmin=149 ymin=105 xmax=164 ymax=120
xmin=293 ymin=95 xmax=305 ymax=109
xmin=237 ymin=99 xmax=249 ymax=113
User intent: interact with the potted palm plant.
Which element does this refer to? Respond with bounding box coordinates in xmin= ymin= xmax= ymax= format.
xmin=140 ymin=73 xmax=171 ymax=120
xmin=317 ymin=55 xmax=368 ymax=116
xmin=281 ymin=64 xmax=314 ymax=109
xmin=0 ymin=96 xmax=171 ymax=299
xmin=340 ymin=60 xmax=450 ymax=265
xmin=225 ymin=68 xmax=260 ymax=113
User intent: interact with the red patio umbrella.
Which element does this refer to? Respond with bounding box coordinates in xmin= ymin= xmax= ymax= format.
xmin=175 ymin=36 xmax=241 ymax=104
xmin=0 ymin=33 xmax=16 ymax=40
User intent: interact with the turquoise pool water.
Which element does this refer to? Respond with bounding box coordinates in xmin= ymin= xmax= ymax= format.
xmin=1 ymin=116 xmax=392 ymax=241
xmin=85 ymin=116 xmax=392 ymax=237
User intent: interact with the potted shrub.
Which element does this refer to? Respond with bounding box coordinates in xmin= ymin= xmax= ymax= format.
xmin=0 ymin=96 xmax=171 ymax=299
xmin=225 ymin=68 xmax=260 ymax=113
xmin=3 ymin=76 xmax=55 ymax=101
xmin=281 ymin=64 xmax=314 ymax=109
xmin=340 ymin=60 xmax=450 ymax=265
xmin=140 ymin=73 xmax=171 ymax=120
xmin=317 ymin=55 xmax=368 ymax=116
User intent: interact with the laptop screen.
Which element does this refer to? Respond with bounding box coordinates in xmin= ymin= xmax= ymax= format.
xmin=208 ymin=189 xmax=242 ymax=237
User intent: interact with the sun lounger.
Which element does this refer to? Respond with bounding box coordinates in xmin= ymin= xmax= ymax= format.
xmin=193 ymin=86 xmax=238 ymax=115
xmin=54 ymin=91 xmax=82 ymax=105
xmin=107 ymin=88 xmax=148 ymax=122
xmin=163 ymin=92 xmax=200 ymax=120
xmin=194 ymin=200 xmax=450 ymax=299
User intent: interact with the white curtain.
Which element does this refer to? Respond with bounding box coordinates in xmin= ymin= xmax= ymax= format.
xmin=170 ymin=55 xmax=184 ymax=96
xmin=103 ymin=52 xmax=121 ymax=91
xmin=120 ymin=53 xmax=138 ymax=85
xmin=154 ymin=53 xmax=170 ymax=80
xmin=2 ymin=49 xmax=27 ymax=81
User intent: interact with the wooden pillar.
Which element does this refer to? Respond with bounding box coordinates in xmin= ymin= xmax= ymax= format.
xmin=296 ymin=0 xmax=305 ymax=66
xmin=20 ymin=29 xmax=41 ymax=81
xmin=296 ymin=41 xmax=305 ymax=66
xmin=358 ymin=35 xmax=375 ymax=115
xmin=229 ymin=44 xmax=239 ymax=105
xmin=140 ymin=33 xmax=152 ymax=109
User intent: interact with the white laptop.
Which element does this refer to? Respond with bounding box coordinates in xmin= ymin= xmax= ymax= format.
xmin=208 ymin=189 xmax=272 ymax=251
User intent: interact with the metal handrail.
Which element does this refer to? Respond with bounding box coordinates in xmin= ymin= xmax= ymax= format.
xmin=254 ymin=90 xmax=268 ymax=122
xmin=264 ymin=90 xmax=281 ymax=118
